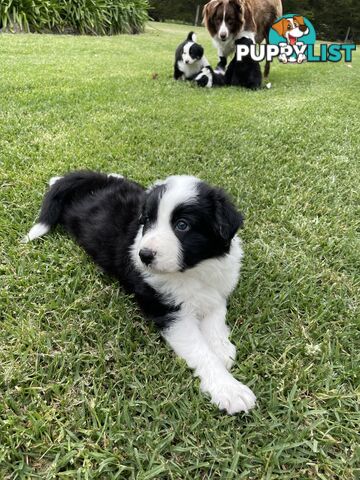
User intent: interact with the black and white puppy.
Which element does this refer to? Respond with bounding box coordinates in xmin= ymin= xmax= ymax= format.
xmin=195 ymin=36 xmax=262 ymax=90
xmin=194 ymin=65 xmax=226 ymax=88
xmin=174 ymin=31 xmax=209 ymax=81
xmin=224 ymin=36 xmax=262 ymax=89
xmin=24 ymin=171 xmax=256 ymax=415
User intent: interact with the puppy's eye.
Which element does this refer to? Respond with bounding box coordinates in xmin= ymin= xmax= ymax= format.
xmin=175 ymin=219 xmax=190 ymax=232
xmin=287 ymin=24 xmax=292 ymax=30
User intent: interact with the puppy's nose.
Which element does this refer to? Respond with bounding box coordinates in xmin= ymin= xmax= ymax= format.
xmin=185 ymin=59 xmax=189 ymax=64
xmin=139 ymin=248 xmax=156 ymax=265
xmin=299 ymin=25 xmax=308 ymax=32
xmin=220 ymin=33 xmax=227 ymax=40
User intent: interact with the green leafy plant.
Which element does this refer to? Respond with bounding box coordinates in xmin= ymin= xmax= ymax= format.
xmin=106 ymin=0 xmax=149 ymax=34
xmin=0 ymin=0 xmax=62 ymax=33
xmin=0 ymin=0 xmax=149 ymax=35
xmin=57 ymin=0 xmax=107 ymax=35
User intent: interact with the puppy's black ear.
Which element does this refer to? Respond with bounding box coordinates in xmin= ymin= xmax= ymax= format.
xmin=190 ymin=43 xmax=204 ymax=59
xmin=187 ymin=31 xmax=197 ymax=42
xmin=213 ymin=189 xmax=244 ymax=244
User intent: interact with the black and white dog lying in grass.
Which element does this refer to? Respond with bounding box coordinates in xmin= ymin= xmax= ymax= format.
xmin=195 ymin=36 xmax=262 ymax=90
xmin=174 ymin=31 xmax=209 ymax=81
xmin=24 ymin=171 xmax=256 ymax=415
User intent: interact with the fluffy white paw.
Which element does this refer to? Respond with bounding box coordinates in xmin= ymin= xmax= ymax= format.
xmin=201 ymin=375 xmax=256 ymax=415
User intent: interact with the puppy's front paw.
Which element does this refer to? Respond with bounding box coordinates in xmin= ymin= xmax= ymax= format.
xmin=201 ymin=375 xmax=256 ymax=415
xmin=195 ymin=67 xmax=213 ymax=88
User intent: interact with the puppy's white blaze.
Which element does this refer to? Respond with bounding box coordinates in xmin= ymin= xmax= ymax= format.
xmin=182 ymin=42 xmax=196 ymax=65
xmin=138 ymin=176 xmax=199 ymax=273
xmin=183 ymin=42 xmax=191 ymax=55
xmin=22 ymin=222 xmax=50 ymax=243
xmin=49 ymin=176 xmax=63 ymax=186
xmin=160 ymin=175 xmax=199 ymax=217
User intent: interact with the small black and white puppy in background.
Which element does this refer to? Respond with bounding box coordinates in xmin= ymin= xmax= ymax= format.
xmin=24 ymin=171 xmax=256 ymax=415
xmin=194 ymin=65 xmax=226 ymax=88
xmin=195 ymin=35 xmax=262 ymax=90
xmin=174 ymin=31 xmax=209 ymax=81
xmin=224 ymin=36 xmax=262 ymax=89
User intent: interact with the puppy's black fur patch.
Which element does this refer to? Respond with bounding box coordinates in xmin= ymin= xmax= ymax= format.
xmin=36 ymin=172 xmax=178 ymax=327
xmin=225 ymin=37 xmax=262 ymax=89
xmin=31 ymin=171 xmax=243 ymax=328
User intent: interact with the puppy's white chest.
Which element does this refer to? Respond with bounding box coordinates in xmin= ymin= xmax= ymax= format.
xmin=177 ymin=58 xmax=207 ymax=79
xmin=147 ymin=236 xmax=243 ymax=317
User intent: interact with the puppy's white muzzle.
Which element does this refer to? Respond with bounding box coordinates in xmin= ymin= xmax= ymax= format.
xmin=138 ymin=228 xmax=182 ymax=273
xmin=182 ymin=53 xmax=196 ymax=65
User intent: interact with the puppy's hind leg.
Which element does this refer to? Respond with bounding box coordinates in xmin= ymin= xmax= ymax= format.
xmin=23 ymin=175 xmax=64 ymax=242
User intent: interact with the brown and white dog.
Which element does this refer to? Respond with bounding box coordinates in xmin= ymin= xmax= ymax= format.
xmin=203 ymin=0 xmax=282 ymax=77
xmin=272 ymin=15 xmax=309 ymax=63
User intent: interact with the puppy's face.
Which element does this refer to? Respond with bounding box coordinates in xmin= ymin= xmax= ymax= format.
xmin=182 ymin=42 xmax=204 ymax=64
xmin=135 ymin=176 xmax=243 ymax=274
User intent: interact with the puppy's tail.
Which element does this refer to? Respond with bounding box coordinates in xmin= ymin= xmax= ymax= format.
xmin=187 ymin=31 xmax=197 ymax=42
xmin=22 ymin=171 xmax=114 ymax=243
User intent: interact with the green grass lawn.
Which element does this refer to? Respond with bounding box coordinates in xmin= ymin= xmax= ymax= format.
xmin=0 ymin=21 xmax=359 ymax=479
